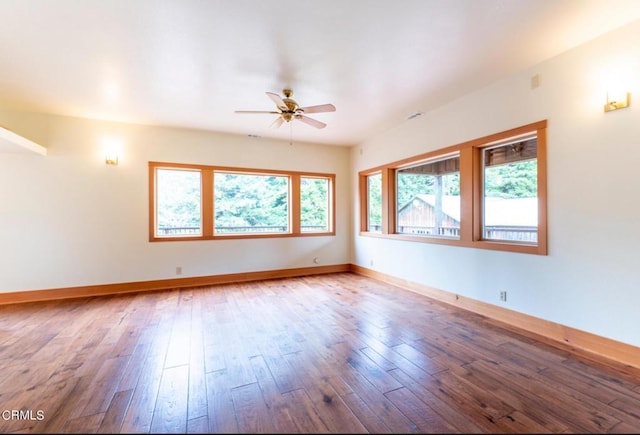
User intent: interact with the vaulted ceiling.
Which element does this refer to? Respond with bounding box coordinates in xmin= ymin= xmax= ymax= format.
xmin=1 ymin=0 xmax=639 ymax=146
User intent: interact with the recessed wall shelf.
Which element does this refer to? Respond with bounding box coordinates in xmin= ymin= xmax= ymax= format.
xmin=0 ymin=125 xmax=47 ymax=156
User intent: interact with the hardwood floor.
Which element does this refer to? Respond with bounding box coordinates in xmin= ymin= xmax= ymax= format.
xmin=0 ymin=272 xmax=639 ymax=433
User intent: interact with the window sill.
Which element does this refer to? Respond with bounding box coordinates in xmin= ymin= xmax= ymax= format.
xmin=150 ymin=231 xmax=336 ymax=242
xmin=358 ymin=231 xmax=546 ymax=255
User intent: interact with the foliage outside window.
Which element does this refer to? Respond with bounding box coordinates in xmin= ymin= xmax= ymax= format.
xmin=214 ymin=172 xmax=289 ymax=234
xmin=300 ymin=177 xmax=331 ymax=232
xmin=367 ymin=173 xmax=382 ymax=232
xmin=482 ymin=138 xmax=538 ymax=243
xmin=149 ymin=162 xmax=335 ymax=241
xmin=156 ymin=168 xmax=202 ymax=236
xmin=359 ymin=120 xmax=547 ymax=255
xmin=396 ymin=154 xmax=460 ymax=238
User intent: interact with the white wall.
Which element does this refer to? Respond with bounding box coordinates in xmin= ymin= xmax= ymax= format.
xmin=352 ymin=21 xmax=640 ymax=347
xmin=0 ymin=112 xmax=351 ymax=292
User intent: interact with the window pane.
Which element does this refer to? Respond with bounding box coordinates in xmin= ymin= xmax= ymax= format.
xmin=214 ymin=172 xmax=289 ymax=234
xmin=483 ymin=138 xmax=538 ymax=242
xmin=367 ymin=173 xmax=382 ymax=232
xmin=396 ymin=155 xmax=460 ymax=238
xmin=156 ymin=168 xmax=202 ymax=236
xmin=301 ymin=177 xmax=330 ymax=232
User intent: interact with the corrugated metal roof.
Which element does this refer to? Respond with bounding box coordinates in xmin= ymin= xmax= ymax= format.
xmin=407 ymin=194 xmax=537 ymax=226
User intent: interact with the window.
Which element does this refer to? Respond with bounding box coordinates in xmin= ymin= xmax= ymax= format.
xmin=482 ymin=137 xmax=538 ymax=243
xmin=359 ymin=120 xmax=547 ymax=254
xmin=366 ymin=172 xmax=382 ymax=232
xmin=156 ymin=168 xmax=202 ymax=236
xmin=396 ymin=154 xmax=460 ymax=238
xmin=214 ymin=172 xmax=289 ymax=234
xmin=149 ymin=162 xmax=335 ymax=241
xmin=300 ymin=176 xmax=331 ymax=232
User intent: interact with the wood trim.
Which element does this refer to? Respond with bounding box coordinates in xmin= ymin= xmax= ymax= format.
xmin=350 ymin=264 xmax=640 ymax=369
xmin=148 ymin=164 xmax=155 ymax=241
xmin=290 ymin=174 xmax=301 ymax=234
xmin=358 ymin=231 xmax=545 ymax=254
xmin=202 ymin=169 xmax=214 ymax=237
xmin=0 ymin=264 xmax=351 ymax=306
xmin=462 ymin=120 xmax=548 ymax=150
xmin=329 ymin=174 xmax=337 ymax=233
xmin=149 ymin=161 xmax=335 ymax=179
xmin=459 ymin=147 xmax=474 ymax=242
xmin=380 ymin=170 xmax=388 ymax=234
xmin=471 ymin=145 xmax=482 ymax=241
xmin=358 ymin=173 xmax=367 ymax=232
xmin=387 ymin=143 xmax=463 ymax=169
xmin=359 ymin=170 xmax=383 ymax=234
xmin=382 ymin=168 xmax=395 ymax=234
xmin=536 ymin=124 xmax=548 ymax=255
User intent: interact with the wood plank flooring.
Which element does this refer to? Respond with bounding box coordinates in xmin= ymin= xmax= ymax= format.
xmin=0 ymin=272 xmax=639 ymax=433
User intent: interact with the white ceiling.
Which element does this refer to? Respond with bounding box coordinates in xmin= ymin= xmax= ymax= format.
xmin=1 ymin=0 xmax=640 ymax=147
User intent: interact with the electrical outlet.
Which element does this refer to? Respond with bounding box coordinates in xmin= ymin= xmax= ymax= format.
xmin=531 ymin=74 xmax=540 ymax=89
xmin=176 ymin=266 xmax=182 ymax=275
xmin=313 ymin=257 xmax=319 ymax=264
xmin=500 ymin=291 xmax=507 ymax=302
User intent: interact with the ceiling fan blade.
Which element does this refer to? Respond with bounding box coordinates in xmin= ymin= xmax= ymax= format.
xmin=297 ymin=115 xmax=326 ymax=129
xmin=298 ymin=103 xmax=336 ymax=114
xmin=235 ymin=110 xmax=280 ymax=114
xmin=270 ymin=116 xmax=285 ymax=129
xmin=266 ymin=92 xmax=288 ymax=111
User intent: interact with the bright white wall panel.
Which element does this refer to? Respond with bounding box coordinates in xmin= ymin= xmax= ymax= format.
xmin=0 ymin=113 xmax=350 ymax=291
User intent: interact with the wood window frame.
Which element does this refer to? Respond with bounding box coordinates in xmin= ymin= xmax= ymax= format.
xmin=149 ymin=161 xmax=336 ymax=242
xmin=358 ymin=120 xmax=547 ymax=255
xmin=359 ymin=169 xmax=384 ymax=233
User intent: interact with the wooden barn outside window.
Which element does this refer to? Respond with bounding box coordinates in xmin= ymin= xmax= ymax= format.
xmin=396 ymin=153 xmax=461 ymax=239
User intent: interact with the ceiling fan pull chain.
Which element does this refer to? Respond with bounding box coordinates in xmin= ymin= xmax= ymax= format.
xmin=290 ymin=121 xmax=293 ymax=146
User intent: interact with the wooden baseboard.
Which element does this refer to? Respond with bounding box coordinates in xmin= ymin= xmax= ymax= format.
xmin=0 ymin=264 xmax=351 ymax=306
xmin=350 ymin=264 xmax=640 ymax=370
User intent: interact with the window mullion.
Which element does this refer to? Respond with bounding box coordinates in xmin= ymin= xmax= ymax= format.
xmin=202 ymin=169 xmax=214 ymax=238
xmin=471 ymin=146 xmax=483 ymax=242
xmin=291 ymin=174 xmax=301 ymax=234
xmin=459 ymin=147 xmax=474 ymax=242
xmin=381 ymin=170 xmax=388 ymax=233
xmin=383 ymin=168 xmax=395 ymax=234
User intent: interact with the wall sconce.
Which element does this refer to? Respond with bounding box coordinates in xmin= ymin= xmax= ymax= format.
xmin=604 ymin=90 xmax=630 ymax=112
xmin=105 ymin=154 xmax=119 ymax=165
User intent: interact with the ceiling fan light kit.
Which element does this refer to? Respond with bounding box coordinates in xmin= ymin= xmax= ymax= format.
xmin=235 ymin=88 xmax=335 ymax=129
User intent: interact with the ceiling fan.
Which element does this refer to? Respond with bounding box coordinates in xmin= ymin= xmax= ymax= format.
xmin=235 ymin=89 xmax=336 ymax=129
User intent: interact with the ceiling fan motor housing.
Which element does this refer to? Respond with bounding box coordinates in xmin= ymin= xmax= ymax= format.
xmin=282 ymin=112 xmax=294 ymax=122
xmin=281 ymin=89 xmax=299 ymax=114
